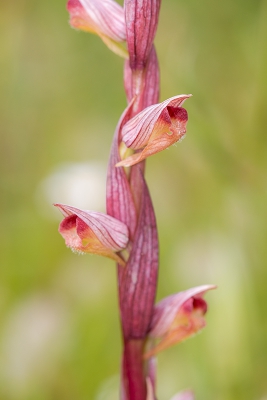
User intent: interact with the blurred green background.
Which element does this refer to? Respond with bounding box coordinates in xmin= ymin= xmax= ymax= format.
xmin=1 ymin=0 xmax=267 ymax=399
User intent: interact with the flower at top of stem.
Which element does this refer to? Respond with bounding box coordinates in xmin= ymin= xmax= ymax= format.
xmin=67 ymin=0 xmax=127 ymax=58
xmin=116 ymin=94 xmax=192 ymax=167
xmin=144 ymin=285 xmax=216 ymax=358
xmin=54 ymin=203 xmax=129 ymax=265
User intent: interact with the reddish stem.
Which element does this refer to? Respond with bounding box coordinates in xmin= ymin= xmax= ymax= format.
xmin=123 ymin=339 xmax=147 ymax=400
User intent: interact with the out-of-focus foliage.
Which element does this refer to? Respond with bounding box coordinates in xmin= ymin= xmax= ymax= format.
xmin=0 ymin=0 xmax=267 ymax=399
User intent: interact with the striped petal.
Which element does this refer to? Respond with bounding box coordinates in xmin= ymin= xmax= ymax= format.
xmin=55 ymin=203 xmax=129 ymax=265
xmin=67 ymin=0 xmax=128 ymax=58
xmin=116 ymin=94 xmax=192 ymax=167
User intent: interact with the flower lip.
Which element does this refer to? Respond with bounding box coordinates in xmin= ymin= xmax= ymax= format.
xmin=167 ymin=106 xmax=188 ymax=121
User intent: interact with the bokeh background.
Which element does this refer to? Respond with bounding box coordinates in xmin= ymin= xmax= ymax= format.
xmin=1 ymin=0 xmax=267 ymax=399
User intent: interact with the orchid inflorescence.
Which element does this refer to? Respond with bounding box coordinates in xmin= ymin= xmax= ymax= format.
xmin=55 ymin=1 xmax=216 ymax=399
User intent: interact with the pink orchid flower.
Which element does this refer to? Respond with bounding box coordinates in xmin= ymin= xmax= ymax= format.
xmin=67 ymin=0 xmax=127 ymax=57
xmin=54 ymin=203 xmax=129 ymax=265
xmin=116 ymin=94 xmax=192 ymax=167
xmin=144 ymin=285 xmax=216 ymax=358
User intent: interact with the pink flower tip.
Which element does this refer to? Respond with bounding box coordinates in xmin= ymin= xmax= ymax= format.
xmin=54 ymin=203 xmax=129 ymax=265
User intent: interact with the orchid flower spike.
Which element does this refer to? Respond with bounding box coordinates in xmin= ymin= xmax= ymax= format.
xmin=67 ymin=0 xmax=127 ymax=58
xmin=116 ymin=94 xmax=192 ymax=167
xmin=54 ymin=203 xmax=129 ymax=265
xmin=144 ymin=285 xmax=216 ymax=359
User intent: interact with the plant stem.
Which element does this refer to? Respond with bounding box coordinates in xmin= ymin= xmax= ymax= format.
xmin=123 ymin=339 xmax=147 ymax=400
